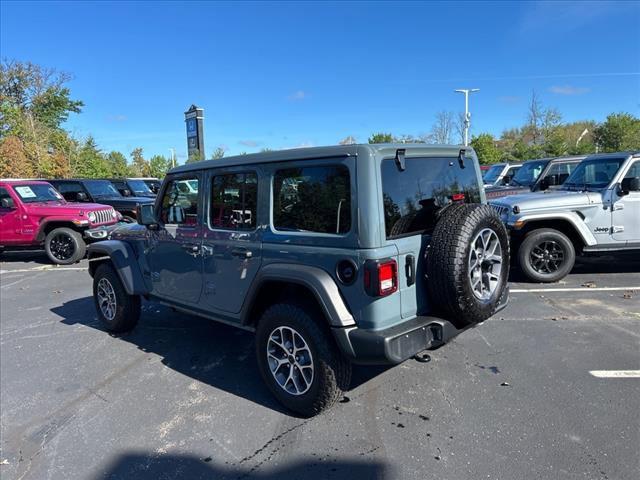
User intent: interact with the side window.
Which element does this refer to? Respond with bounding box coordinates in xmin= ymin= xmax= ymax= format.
xmin=624 ymin=161 xmax=640 ymax=179
xmin=210 ymin=172 xmax=257 ymax=230
xmin=545 ymin=162 xmax=577 ymax=185
xmin=0 ymin=187 xmax=15 ymax=209
xmin=273 ymin=165 xmax=351 ymax=234
xmin=55 ymin=182 xmax=84 ymax=201
xmin=160 ymin=177 xmax=199 ymax=226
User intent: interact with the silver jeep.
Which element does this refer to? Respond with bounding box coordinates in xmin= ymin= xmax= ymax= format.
xmin=490 ymin=151 xmax=640 ymax=282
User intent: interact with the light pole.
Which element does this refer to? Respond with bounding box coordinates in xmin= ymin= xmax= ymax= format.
xmin=455 ymin=88 xmax=480 ymax=146
xmin=168 ymin=148 xmax=175 ymax=168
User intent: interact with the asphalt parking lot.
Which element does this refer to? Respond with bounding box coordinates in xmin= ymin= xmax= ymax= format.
xmin=1 ymin=252 xmax=639 ymax=480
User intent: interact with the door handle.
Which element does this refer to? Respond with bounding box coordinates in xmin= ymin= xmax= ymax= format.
xmin=405 ymin=254 xmax=416 ymax=286
xmin=231 ymin=247 xmax=253 ymax=259
xmin=181 ymin=243 xmax=201 ymax=256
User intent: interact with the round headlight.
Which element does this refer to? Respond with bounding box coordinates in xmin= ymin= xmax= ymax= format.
xmin=87 ymin=212 xmax=97 ymax=222
xmin=512 ymin=205 xmax=520 ymax=214
xmin=111 ymin=209 xmax=118 ymax=218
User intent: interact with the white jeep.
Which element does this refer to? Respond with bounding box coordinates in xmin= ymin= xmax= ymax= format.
xmin=490 ymin=151 xmax=640 ymax=282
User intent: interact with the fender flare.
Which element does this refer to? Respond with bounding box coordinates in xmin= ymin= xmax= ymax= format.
xmin=87 ymin=240 xmax=148 ymax=295
xmin=241 ymin=263 xmax=355 ymax=328
xmin=35 ymin=218 xmax=84 ymax=241
xmin=511 ymin=212 xmax=597 ymax=246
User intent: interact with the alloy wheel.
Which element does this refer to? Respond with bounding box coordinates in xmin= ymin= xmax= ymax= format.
xmin=468 ymin=228 xmax=503 ymax=301
xmin=97 ymin=278 xmax=117 ymax=321
xmin=49 ymin=233 xmax=75 ymax=261
xmin=530 ymin=240 xmax=564 ymax=274
xmin=267 ymin=326 xmax=314 ymax=396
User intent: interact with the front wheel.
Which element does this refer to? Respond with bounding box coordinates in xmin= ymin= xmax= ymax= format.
xmin=93 ymin=263 xmax=140 ymax=332
xmin=518 ymin=228 xmax=575 ymax=283
xmin=44 ymin=227 xmax=86 ymax=265
xmin=256 ymin=303 xmax=352 ymax=417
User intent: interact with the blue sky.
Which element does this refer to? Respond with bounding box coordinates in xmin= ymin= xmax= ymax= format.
xmin=1 ymin=1 xmax=639 ymax=162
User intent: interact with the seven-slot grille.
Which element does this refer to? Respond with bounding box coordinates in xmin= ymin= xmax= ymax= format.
xmin=92 ymin=208 xmax=114 ymax=225
xmin=490 ymin=204 xmax=510 ymax=218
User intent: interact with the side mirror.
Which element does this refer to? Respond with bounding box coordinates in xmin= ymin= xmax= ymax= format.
xmin=76 ymin=192 xmax=88 ymax=201
xmin=123 ymin=189 xmax=132 ymax=197
xmin=620 ymin=177 xmax=640 ymax=196
xmin=1 ymin=197 xmax=15 ymax=209
xmin=502 ymin=175 xmax=511 ymax=185
xmin=137 ymin=203 xmax=158 ymax=228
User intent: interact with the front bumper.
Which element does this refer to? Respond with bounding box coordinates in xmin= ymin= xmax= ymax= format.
xmin=333 ymin=286 xmax=509 ymax=365
xmin=84 ymin=223 xmax=123 ymax=240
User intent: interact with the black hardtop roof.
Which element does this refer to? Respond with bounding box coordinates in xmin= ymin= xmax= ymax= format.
xmin=169 ymin=143 xmax=467 ymax=174
xmin=50 ymin=178 xmax=114 ymax=182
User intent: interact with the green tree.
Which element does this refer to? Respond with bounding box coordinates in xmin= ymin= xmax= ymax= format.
xmin=368 ymin=132 xmax=394 ymax=144
xmin=149 ymin=154 xmax=170 ymax=178
xmin=107 ymin=151 xmax=130 ymax=177
xmin=470 ymin=133 xmax=501 ymax=164
xmin=211 ymin=147 xmax=226 ymax=159
xmin=130 ymin=147 xmax=150 ymax=176
xmin=593 ymin=113 xmax=640 ymax=152
xmin=75 ymin=137 xmax=110 ymax=178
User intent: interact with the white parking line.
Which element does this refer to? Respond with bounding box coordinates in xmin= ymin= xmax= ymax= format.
xmin=511 ymin=286 xmax=639 ymax=293
xmin=589 ymin=370 xmax=640 ymax=378
xmin=0 ymin=267 xmax=86 ymax=274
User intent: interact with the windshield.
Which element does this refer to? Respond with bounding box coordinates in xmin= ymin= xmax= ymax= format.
xmin=562 ymin=157 xmax=626 ymax=191
xmin=483 ymin=165 xmax=504 ymax=183
xmin=126 ymin=179 xmax=152 ymax=195
xmin=84 ymin=180 xmax=122 ymax=198
xmin=510 ymin=159 xmax=549 ymax=186
xmin=13 ymin=184 xmax=64 ymax=203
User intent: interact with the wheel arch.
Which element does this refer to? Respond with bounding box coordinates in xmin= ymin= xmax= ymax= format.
xmin=87 ymin=240 xmax=148 ymax=295
xmin=241 ymin=264 xmax=355 ymax=329
xmin=36 ymin=220 xmax=84 ymax=242
xmin=516 ymin=217 xmax=589 ymax=252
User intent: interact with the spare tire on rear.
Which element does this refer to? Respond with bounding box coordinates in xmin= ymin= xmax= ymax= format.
xmin=425 ymin=203 xmax=509 ymax=328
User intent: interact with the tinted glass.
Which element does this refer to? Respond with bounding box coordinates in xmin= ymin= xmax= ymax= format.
xmin=210 ymin=173 xmax=257 ymax=230
xmin=483 ymin=164 xmax=504 ymax=183
xmin=510 ymin=160 xmax=549 ymax=186
xmin=381 ymin=156 xmax=481 ymax=239
xmin=84 ymin=180 xmax=121 ymax=197
xmin=544 ymin=162 xmax=579 ymax=186
xmin=624 ymin=161 xmax=640 ymax=179
xmin=160 ymin=178 xmax=199 ymax=225
xmin=12 ymin=184 xmax=63 ymax=203
xmin=273 ymin=165 xmax=351 ymax=234
xmin=127 ymin=179 xmax=152 ymax=195
xmin=0 ymin=187 xmax=13 ymax=208
xmin=563 ymin=157 xmax=626 ymax=190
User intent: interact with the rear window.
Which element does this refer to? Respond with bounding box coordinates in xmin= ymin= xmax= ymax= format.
xmin=273 ymin=165 xmax=351 ymax=234
xmin=381 ymin=156 xmax=481 ymax=239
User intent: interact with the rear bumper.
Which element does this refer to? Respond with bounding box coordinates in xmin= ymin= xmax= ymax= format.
xmin=333 ymin=286 xmax=509 ymax=365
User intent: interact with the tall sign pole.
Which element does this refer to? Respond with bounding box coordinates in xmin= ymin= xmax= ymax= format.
xmin=454 ymin=88 xmax=480 ymax=146
xmin=184 ymin=105 xmax=205 ymax=161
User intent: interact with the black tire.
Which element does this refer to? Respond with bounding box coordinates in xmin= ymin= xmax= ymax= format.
xmin=44 ymin=227 xmax=86 ymax=265
xmin=426 ymin=203 xmax=510 ymax=328
xmin=518 ymin=228 xmax=575 ymax=283
xmin=255 ymin=303 xmax=352 ymax=417
xmin=93 ymin=263 xmax=141 ymax=333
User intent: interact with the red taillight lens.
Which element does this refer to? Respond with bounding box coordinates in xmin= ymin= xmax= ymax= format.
xmin=364 ymin=258 xmax=398 ymax=297
xmin=378 ymin=260 xmax=397 ymax=296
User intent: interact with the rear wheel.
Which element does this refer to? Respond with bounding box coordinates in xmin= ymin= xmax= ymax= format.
xmin=426 ymin=204 xmax=510 ymax=328
xmin=93 ymin=263 xmax=140 ymax=332
xmin=44 ymin=227 xmax=86 ymax=265
xmin=518 ymin=228 xmax=575 ymax=283
xmin=256 ymin=302 xmax=351 ymax=417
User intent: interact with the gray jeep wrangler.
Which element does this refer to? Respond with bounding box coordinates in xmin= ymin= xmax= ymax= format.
xmin=490 ymin=151 xmax=640 ymax=283
xmin=87 ymin=144 xmax=510 ymax=416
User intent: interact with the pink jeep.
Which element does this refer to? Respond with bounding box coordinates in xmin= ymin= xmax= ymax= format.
xmin=0 ymin=180 xmax=120 ymax=264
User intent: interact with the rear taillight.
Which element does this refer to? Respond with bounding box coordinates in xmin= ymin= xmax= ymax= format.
xmin=364 ymin=259 xmax=398 ymax=297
